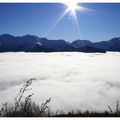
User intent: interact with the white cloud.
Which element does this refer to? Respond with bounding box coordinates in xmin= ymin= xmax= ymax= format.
xmin=0 ymin=52 xmax=120 ymax=112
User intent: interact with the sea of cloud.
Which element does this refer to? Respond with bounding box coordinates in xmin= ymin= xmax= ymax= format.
xmin=0 ymin=52 xmax=120 ymax=112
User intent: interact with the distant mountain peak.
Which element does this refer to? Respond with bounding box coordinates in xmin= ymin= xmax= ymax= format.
xmin=0 ymin=34 xmax=14 ymax=38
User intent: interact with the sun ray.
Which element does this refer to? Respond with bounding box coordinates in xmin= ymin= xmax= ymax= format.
xmin=44 ymin=8 xmax=69 ymax=36
xmin=64 ymin=2 xmax=89 ymax=48
xmin=45 ymin=2 xmax=94 ymax=38
xmin=65 ymin=2 xmax=83 ymax=38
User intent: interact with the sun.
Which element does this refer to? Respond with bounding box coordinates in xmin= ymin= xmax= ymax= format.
xmin=46 ymin=2 xmax=90 ymax=36
xmin=67 ymin=2 xmax=79 ymax=14
xmin=65 ymin=1 xmax=84 ymax=15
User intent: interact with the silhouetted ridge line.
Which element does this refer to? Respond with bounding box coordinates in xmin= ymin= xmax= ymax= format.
xmin=1 ymin=34 xmax=120 ymax=53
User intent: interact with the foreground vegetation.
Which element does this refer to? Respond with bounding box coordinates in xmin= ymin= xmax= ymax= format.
xmin=0 ymin=78 xmax=120 ymax=117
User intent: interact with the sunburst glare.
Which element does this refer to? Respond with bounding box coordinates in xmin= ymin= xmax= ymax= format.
xmin=45 ymin=2 xmax=90 ymax=37
xmin=65 ymin=1 xmax=86 ymax=16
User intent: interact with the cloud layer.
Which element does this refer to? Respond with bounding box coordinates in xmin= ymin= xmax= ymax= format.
xmin=0 ymin=52 xmax=120 ymax=112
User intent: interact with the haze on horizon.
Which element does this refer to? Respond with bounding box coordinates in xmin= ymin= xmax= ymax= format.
xmin=0 ymin=3 xmax=120 ymax=42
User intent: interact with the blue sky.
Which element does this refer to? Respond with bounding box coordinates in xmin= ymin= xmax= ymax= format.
xmin=0 ymin=3 xmax=120 ymax=42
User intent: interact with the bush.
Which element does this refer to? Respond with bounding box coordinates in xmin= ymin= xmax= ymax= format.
xmin=1 ymin=78 xmax=120 ymax=117
xmin=0 ymin=78 xmax=51 ymax=117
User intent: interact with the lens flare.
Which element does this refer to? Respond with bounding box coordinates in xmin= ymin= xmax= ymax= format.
xmin=45 ymin=2 xmax=91 ymax=37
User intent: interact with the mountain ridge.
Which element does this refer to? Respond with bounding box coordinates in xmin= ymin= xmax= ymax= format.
xmin=1 ymin=34 xmax=120 ymax=53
